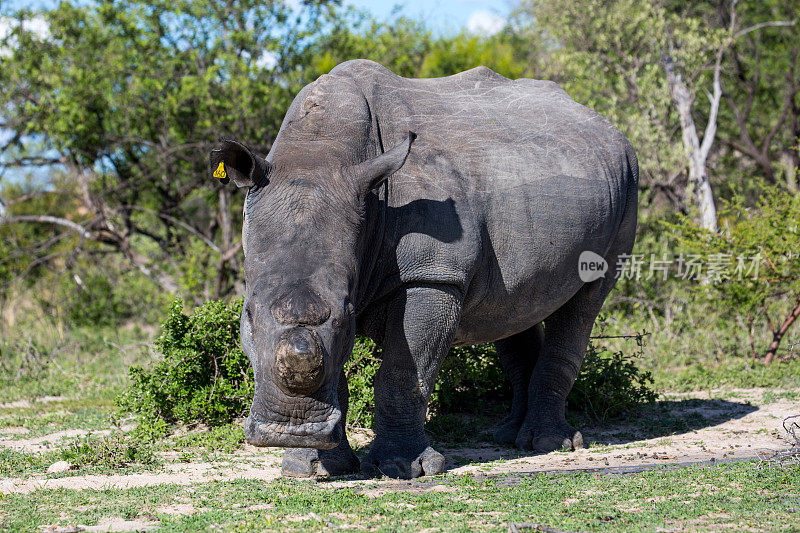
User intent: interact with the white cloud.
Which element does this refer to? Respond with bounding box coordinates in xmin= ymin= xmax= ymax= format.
xmin=466 ymin=9 xmax=505 ymax=35
xmin=255 ymin=50 xmax=278 ymax=70
xmin=0 ymin=15 xmax=50 ymax=57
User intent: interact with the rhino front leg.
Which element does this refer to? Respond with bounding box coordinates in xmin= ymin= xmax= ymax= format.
xmin=281 ymin=370 xmax=360 ymax=478
xmin=362 ymin=284 xmax=462 ymax=479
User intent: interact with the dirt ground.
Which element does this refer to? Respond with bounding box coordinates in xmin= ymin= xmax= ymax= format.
xmin=1 ymin=388 xmax=797 ymax=497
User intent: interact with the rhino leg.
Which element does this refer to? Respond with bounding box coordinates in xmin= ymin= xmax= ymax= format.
xmin=492 ymin=323 xmax=543 ymax=446
xmin=281 ymin=370 xmax=360 ymax=478
xmin=514 ymin=278 xmax=611 ymax=452
xmin=362 ymin=284 xmax=462 ymax=479
xmin=516 ymin=202 xmax=636 ymax=453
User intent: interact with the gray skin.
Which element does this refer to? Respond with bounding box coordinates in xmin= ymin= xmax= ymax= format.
xmin=210 ymin=59 xmax=638 ymax=480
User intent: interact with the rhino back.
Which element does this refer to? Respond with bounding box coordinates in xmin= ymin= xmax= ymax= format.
xmin=333 ymin=60 xmax=637 ymax=343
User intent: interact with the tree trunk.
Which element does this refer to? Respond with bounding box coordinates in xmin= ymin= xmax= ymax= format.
xmin=214 ymin=187 xmax=234 ymax=298
xmin=765 ymin=293 xmax=800 ymax=364
xmin=663 ymin=53 xmax=719 ymax=232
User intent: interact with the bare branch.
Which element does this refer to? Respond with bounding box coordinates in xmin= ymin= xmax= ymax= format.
xmin=220 ymin=242 xmax=242 ymax=262
xmin=699 ymin=46 xmax=724 ymax=162
xmin=0 ymin=215 xmax=91 ymax=239
xmin=1 ymin=156 xmax=65 ymax=167
xmin=121 ymin=205 xmax=221 ymax=253
xmin=734 ymin=19 xmax=797 ymax=39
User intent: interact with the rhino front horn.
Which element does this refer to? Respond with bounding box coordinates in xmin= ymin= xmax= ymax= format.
xmin=274 ymin=327 xmax=324 ymax=396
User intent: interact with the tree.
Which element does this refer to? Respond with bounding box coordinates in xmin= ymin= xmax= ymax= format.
xmin=513 ymin=0 xmax=726 ymax=230
xmin=715 ymin=0 xmax=799 ymax=187
xmin=0 ymin=0 xmax=338 ymax=300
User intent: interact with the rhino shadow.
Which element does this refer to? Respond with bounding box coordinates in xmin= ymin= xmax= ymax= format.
xmin=578 ymin=397 xmax=760 ymax=446
xmin=386 ymin=196 xmax=463 ymax=243
xmin=422 ymin=397 xmax=760 ymax=467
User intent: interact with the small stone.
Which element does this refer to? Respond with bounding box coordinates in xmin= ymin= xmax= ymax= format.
xmin=47 ymin=460 xmax=71 ymax=474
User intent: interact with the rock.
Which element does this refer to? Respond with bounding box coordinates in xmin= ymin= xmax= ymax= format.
xmin=47 ymin=461 xmax=71 ymax=474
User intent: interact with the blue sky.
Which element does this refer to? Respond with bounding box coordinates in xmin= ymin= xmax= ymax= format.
xmin=345 ymin=0 xmax=511 ymax=33
xmin=6 ymin=1 xmax=512 ymax=34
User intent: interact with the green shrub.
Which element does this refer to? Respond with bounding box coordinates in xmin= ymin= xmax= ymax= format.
xmin=120 ymin=297 xmax=657 ymax=435
xmin=667 ymin=184 xmax=800 ymax=361
xmin=568 ymin=343 xmax=658 ymax=421
xmin=117 ymin=297 xmax=253 ymax=434
xmin=433 ymin=343 xmax=508 ymax=412
xmin=60 ymin=432 xmax=159 ymax=469
xmin=344 ymin=337 xmax=380 ymax=428
xmin=49 ymin=268 xmax=170 ymax=328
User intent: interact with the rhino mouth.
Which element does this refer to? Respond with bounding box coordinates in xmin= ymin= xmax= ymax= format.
xmin=244 ymin=410 xmax=341 ymax=449
xmin=244 ymin=384 xmax=341 ymax=449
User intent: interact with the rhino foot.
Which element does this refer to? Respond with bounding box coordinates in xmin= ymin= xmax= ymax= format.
xmin=281 ymin=446 xmax=360 ymax=479
xmin=493 ymin=415 xmax=524 ymax=446
xmin=515 ymin=424 xmax=584 ymax=453
xmin=361 ymin=445 xmax=445 ymax=479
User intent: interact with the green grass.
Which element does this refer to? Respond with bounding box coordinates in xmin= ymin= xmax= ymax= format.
xmin=652 ymin=358 xmax=800 ymax=392
xmin=0 ymin=323 xmax=153 ymax=404
xmin=0 ymin=462 xmax=796 ymax=532
xmin=0 ymin=398 xmax=118 ymax=437
xmin=0 ymin=431 xmax=161 ymax=477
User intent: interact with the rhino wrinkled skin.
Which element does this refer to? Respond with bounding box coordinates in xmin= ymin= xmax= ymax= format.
xmin=210 ymin=60 xmax=638 ymax=479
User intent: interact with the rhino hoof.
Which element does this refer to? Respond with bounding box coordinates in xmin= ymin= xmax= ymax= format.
xmin=362 ymin=446 xmax=446 ymax=479
xmin=493 ymin=416 xmax=523 ymax=446
xmin=281 ymin=447 xmax=360 ymax=479
xmin=515 ymin=426 xmax=584 ymax=452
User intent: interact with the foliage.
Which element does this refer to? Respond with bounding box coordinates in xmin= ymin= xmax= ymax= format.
xmin=670 ymin=184 xmax=800 ymax=304
xmin=119 ymin=298 xmax=657 ymax=434
xmin=668 ymin=184 xmax=800 ymax=358
xmin=568 ymin=343 xmax=658 ymax=421
xmin=433 ymin=343 xmax=508 ymax=413
xmin=309 ymin=9 xmax=537 ymax=81
xmin=60 ymin=431 xmax=159 ymax=469
xmin=0 ymin=0 xmax=341 ymax=299
xmin=117 ymin=297 xmax=253 ymax=434
xmin=343 ymin=336 xmax=380 ymax=429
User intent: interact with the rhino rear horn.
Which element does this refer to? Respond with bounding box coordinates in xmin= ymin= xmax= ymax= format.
xmin=354 ymin=131 xmax=416 ymax=192
xmin=210 ymin=139 xmax=270 ymax=188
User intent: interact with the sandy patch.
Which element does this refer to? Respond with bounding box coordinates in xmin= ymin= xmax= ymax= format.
xmin=1 ymin=388 xmax=797 ymax=497
xmin=1 ymin=396 xmax=69 ymax=409
xmin=1 ymin=455 xmax=284 ymax=495
xmin=443 ymin=389 xmax=798 ymax=477
xmin=39 ymin=519 xmax=158 ymax=532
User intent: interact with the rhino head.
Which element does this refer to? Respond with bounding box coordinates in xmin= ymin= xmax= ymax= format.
xmin=210 ymin=129 xmax=415 ymax=449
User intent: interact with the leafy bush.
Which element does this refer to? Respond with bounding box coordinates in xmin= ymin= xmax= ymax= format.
xmin=345 ymin=340 xmax=510 ymax=428
xmin=121 ymin=298 xmax=657 ymax=435
xmin=568 ymin=343 xmax=658 ymax=421
xmin=668 ymin=184 xmax=800 ymax=362
xmin=47 ymin=268 xmax=171 ymax=328
xmin=344 ymin=337 xmax=381 ymax=428
xmin=434 ymin=343 xmax=508 ymax=412
xmin=117 ymin=297 xmax=254 ymax=434
xmin=60 ymin=432 xmax=159 ymax=469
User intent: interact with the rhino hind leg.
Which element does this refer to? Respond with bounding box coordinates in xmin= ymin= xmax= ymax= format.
xmin=362 ymin=284 xmax=462 ymax=479
xmin=513 ymin=278 xmax=610 ymax=453
xmin=281 ymin=370 xmax=360 ymax=478
xmin=516 ymin=197 xmax=636 ymax=453
xmin=492 ymin=323 xmax=543 ymax=446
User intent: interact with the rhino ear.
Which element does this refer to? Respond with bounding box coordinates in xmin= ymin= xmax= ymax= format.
xmin=354 ymin=131 xmax=416 ymax=192
xmin=210 ymin=138 xmax=270 ymax=188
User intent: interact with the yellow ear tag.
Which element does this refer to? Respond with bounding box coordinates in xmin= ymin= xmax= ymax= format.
xmin=213 ymin=162 xmax=227 ymax=180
